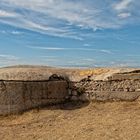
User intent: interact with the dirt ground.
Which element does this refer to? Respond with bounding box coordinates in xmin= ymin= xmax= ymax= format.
xmin=0 ymin=101 xmax=140 ymax=140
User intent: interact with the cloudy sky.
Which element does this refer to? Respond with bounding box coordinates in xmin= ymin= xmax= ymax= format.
xmin=0 ymin=0 xmax=140 ymax=67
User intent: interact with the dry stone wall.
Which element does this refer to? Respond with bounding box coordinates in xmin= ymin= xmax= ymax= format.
xmin=70 ymin=72 xmax=140 ymax=102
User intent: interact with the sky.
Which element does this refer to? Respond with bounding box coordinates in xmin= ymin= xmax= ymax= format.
xmin=0 ymin=0 xmax=140 ymax=68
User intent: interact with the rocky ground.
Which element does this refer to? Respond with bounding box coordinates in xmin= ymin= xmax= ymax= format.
xmin=0 ymin=101 xmax=140 ymax=140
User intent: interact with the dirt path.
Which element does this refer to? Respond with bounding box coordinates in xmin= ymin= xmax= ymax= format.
xmin=0 ymin=101 xmax=140 ymax=140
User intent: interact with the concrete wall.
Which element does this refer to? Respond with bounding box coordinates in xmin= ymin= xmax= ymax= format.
xmin=0 ymin=80 xmax=68 ymax=115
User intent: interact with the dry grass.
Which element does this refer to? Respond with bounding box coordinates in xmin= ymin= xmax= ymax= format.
xmin=0 ymin=101 xmax=140 ymax=140
xmin=79 ymin=68 xmax=110 ymax=76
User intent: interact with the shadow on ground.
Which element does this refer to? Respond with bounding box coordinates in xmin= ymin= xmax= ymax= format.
xmin=37 ymin=100 xmax=90 ymax=111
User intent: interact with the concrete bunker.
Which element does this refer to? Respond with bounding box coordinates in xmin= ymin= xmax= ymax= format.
xmin=0 ymin=67 xmax=140 ymax=115
xmin=0 ymin=74 xmax=70 ymax=115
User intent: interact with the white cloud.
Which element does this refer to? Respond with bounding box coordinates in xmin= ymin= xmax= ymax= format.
xmin=11 ymin=31 xmax=23 ymax=35
xmin=113 ymin=0 xmax=132 ymax=11
xmin=100 ymin=50 xmax=113 ymax=54
xmin=83 ymin=44 xmax=91 ymax=47
xmin=0 ymin=0 xmax=139 ymax=39
xmin=39 ymin=56 xmax=58 ymax=58
xmin=0 ymin=10 xmax=16 ymax=17
xmin=0 ymin=30 xmax=23 ymax=35
xmin=112 ymin=0 xmax=134 ymax=20
xmin=28 ymin=46 xmax=66 ymax=50
xmin=27 ymin=46 xmax=114 ymax=54
xmin=0 ymin=54 xmax=19 ymax=60
xmin=118 ymin=12 xmax=131 ymax=18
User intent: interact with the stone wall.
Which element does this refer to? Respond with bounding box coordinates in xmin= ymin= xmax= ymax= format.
xmin=69 ymin=73 xmax=140 ymax=102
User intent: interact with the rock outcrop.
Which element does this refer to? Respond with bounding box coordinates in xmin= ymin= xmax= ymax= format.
xmin=0 ymin=66 xmax=140 ymax=115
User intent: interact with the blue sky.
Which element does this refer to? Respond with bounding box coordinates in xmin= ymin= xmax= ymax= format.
xmin=0 ymin=0 xmax=140 ymax=68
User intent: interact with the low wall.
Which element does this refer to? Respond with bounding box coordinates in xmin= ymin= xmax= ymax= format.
xmin=0 ymin=80 xmax=68 ymax=115
xmin=69 ymin=72 xmax=140 ymax=102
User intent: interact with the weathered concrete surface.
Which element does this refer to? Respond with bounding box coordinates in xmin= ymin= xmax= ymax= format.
xmin=0 ymin=66 xmax=72 ymax=115
xmin=0 ymin=80 xmax=68 ymax=115
xmin=0 ymin=66 xmax=140 ymax=115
